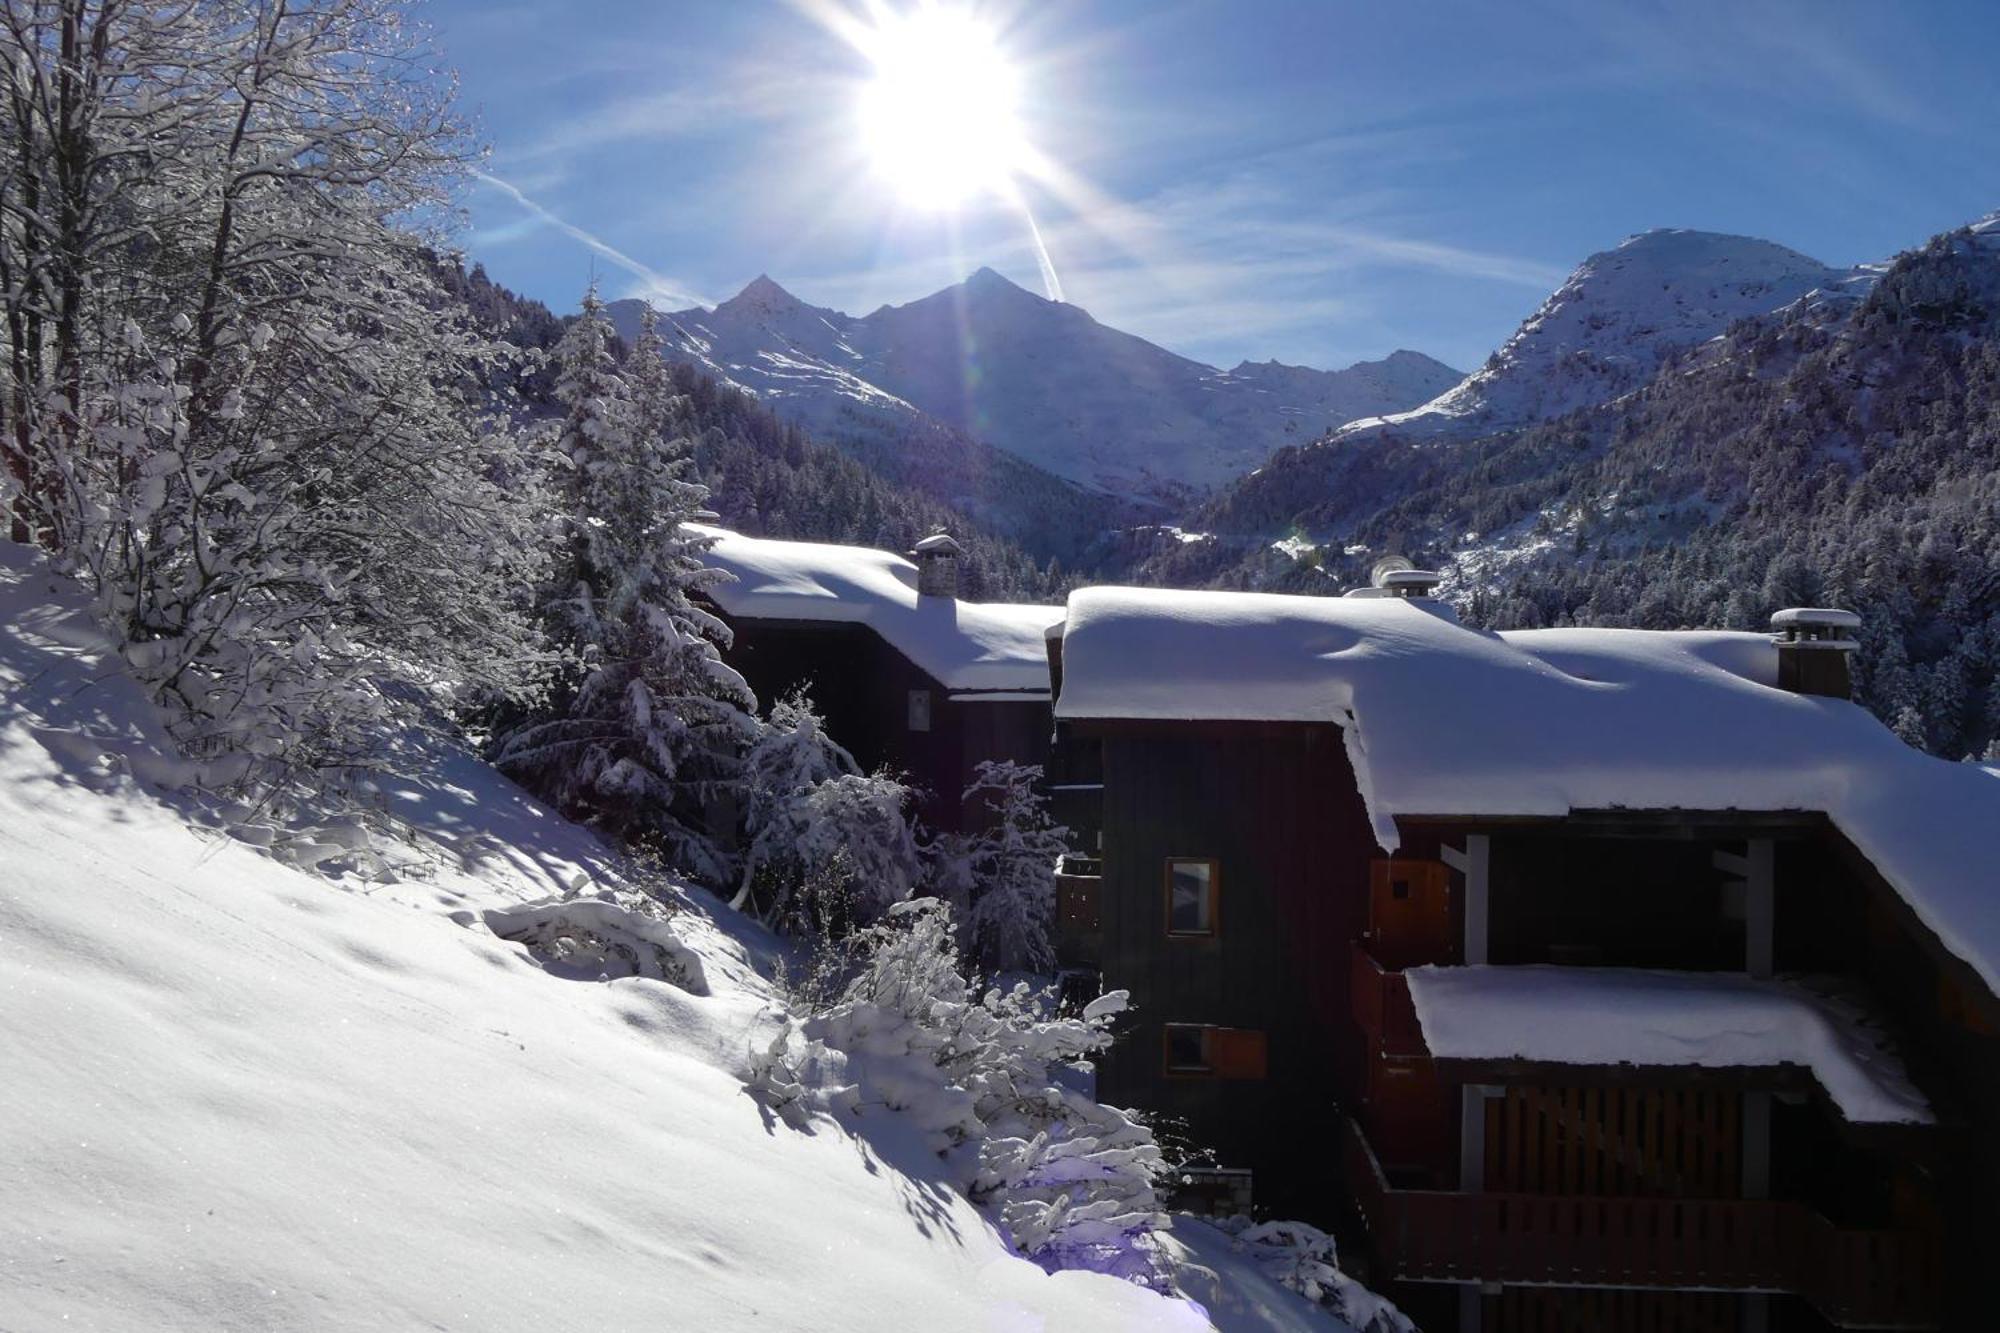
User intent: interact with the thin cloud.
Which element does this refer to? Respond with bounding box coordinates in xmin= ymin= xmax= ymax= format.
xmin=472 ymin=172 xmax=708 ymax=308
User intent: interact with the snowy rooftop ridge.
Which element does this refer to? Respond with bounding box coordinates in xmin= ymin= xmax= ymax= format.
xmin=1406 ymin=965 xmax=1932 ymax=1125
xmin=1054 ymin=584 xmax=2000 ymax=999
xmin=692 ymin=524 xmax=1061 ymax=694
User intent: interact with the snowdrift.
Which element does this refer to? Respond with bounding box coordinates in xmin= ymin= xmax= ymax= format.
xmin=0 ymin=545 xmax=1308 ymax=1331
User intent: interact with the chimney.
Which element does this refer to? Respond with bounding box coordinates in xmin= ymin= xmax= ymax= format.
xmin=913 ymin=532 xmax=962 ymax=599
xmin=1378 ymin=568 xmax=1445 ymax=599
xmin=1771 ymin=607 xmax=1860 ymax=699
xmin=1341 ymin=555 xmax=1444 ymax=600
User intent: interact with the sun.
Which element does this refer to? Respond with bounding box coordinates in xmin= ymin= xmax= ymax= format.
xmin=856 ymin=7 xmax=1028 ymax=211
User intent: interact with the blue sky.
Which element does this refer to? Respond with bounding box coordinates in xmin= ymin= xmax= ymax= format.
xmin=431 ymin=0 xmax=1999 ymax=373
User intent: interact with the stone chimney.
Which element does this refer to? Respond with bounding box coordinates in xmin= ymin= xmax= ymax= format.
xmin=913 ymin=532 xmax=962 ymax=599
xmin=1771 ymin=607 xmax=1860 ymax=699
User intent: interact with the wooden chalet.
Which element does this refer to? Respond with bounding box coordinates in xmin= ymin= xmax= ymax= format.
xmin=694 ymin=526 xmax=1061 ymax=832
xmin=1047 ymin=576 xmax=2000 ymax=1332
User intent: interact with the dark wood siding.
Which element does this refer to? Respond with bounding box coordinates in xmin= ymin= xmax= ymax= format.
xmin=1089 ymin=721 xmax=1377 ymax=1217
xmin=717 ymin=612 xmax=1051 ymax=832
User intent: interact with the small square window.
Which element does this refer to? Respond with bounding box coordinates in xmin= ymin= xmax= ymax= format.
xmin=1166 ymin=858 xmax=1218 ymax=936
xmin=907 ymin=688 xmax=932 ymax=732
xmin=1164 ymin=1024 xmax=1213 ymax=1074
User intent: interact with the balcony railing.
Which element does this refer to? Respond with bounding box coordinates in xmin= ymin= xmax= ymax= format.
xmin=1350 ymin=942 xmax=1426 ymax=1059
xmin=1344 ymin=1120 xmax=1940 ymax=1329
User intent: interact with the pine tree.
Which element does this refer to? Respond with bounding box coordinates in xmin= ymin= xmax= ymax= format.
xmin=731 ymin=688 xmax=921 ymax=927
xmin=493 ymin=292 xmax=758 ymax=879
xmin=934 ymin=761 xmax=1069 ymax=972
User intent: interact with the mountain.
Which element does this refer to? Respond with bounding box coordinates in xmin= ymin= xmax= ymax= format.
xmin=1130 ymin=216 xmax=2000 ymax=762
xmin=607 ymin=271 xmax=1459 ymax=506
xmin=452 ymin=262 xmax=1107 ymax=592
xmin=1335 ymin=229 xmax=1857 ymax=443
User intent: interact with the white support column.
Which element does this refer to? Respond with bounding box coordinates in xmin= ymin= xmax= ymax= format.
xmin=1742 ymin=1090 xmax=1772 ymax=1200
xmin=1439 ymin=834 xmax=1491 ymax=965
xmin=1457 ymin=1085 xmax=1499 ymax=1333
xmin=1713 ymin=837 xmax=1776 ymax=978
xmin=1458 ymin=1284 xmax=1484 ymax=1333
xmin=1460 ymin=1084 xmax=1499 ymax=1191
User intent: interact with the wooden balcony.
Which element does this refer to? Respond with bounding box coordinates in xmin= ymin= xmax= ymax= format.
xmin=1350 ymin=941 xmax=1427 ymax=1059
xmin=1344 ymin=1120 xmax=1941 ymax=1329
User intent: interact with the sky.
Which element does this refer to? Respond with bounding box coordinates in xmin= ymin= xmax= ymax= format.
xmin=429 ymin=0 xmax=2000 ymax=375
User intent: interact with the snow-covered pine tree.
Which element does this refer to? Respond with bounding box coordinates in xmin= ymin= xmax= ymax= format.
xmin=731 ymin=687 xmax=922 ymax=929
xmin=493 ymin=294 xmax=758 ymax=880
xmin=933 ymin=761 xmax=1069 ymax=972
xmin=1 ymin=0 xmax=550 ymax=796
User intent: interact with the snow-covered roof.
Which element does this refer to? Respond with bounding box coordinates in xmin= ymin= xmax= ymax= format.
xmin=1405 ymin=965 xmax=1931 ymax=1125
xmin=1055 ymin=584 xmax=2000 ymax=997
xmin=692 ymin=525 xmax=1060 ymax=694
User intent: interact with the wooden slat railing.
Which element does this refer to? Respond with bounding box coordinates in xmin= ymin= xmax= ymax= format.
xmin=1344 ymin=1120 xmax=1940 ymax=1329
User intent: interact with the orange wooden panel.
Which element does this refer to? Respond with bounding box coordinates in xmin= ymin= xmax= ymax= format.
xmin=1211 ymin=1027 xmax=1268 ymax=1080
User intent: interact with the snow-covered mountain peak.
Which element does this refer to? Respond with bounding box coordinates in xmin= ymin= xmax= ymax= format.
xmin=963 ymin=264 xmax=1034 ymax=296
xmin=617 ymin=269 xmax=1458 ymax=505
xmin=713 ymin=273 xmax=815 ymax=320
xmin=1338 ymin=228 xmax=1843 ymax=443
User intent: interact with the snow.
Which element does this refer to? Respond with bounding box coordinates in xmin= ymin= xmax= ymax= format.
xmin=1339 ymin=229 xmax=1848 ymax=444
xmin=1160 ymin=1218 xmax=1368 ymax=1332
xmin=694 ymin=524 xmax=1061 ymax=693
xmin=0 ymin=543 xmax=1241 ymax=1332
xmin=1054 ymin=584 xmax=2000 ymax=998
xmin=1405 ymin=965 xmax=1932 ymax=1125
xmin=609 ymin=276 xmax=1457 ymax=505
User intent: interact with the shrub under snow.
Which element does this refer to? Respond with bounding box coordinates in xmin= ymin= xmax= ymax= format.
xmin=1212 ymin=1216 xmax=1416 ymax=1333
xmin=757 ymin=899 xmax=1171 ymax=1285
xmin=484 ymin=890 xmax=709 ymax=994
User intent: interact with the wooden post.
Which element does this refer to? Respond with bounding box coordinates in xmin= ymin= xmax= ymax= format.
xmin=1742 ymin=1090 xmax=1771 ymax=1199
xmin=1714 ymin=838 xmax=1775 ymax=978
xmin=1440 ymin=834 xmax=1491 ymax=965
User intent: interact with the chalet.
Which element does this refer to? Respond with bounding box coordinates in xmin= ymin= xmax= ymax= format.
xmin=693 ymin=525 xmax=1063 ymax=832
xmin=1047 ymin=571 xmax=2000 ymax=1333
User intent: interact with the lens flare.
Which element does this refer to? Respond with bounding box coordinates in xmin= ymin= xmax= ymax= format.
xmin=857 ymin=7 xmax=1027 ymax=210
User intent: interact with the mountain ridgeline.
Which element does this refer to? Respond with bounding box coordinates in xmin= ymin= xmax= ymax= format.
xmin=607 ymin=270 xmax=1459 ymax=507
xmin=466 ymin=213 xmax=2000 ymax=760
xmin=452 ymin=264 xmax=1071 ymax=601
xmin=1138 ymin=218 xmax=2000 ymax=761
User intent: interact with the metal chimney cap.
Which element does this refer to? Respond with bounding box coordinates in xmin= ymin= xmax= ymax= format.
xmin=1379 ymin=568 xmax=1445 ymax=597
xmin=913 ymin=532 xmax=962 ymax=555
xmin=1771 ymin=607 xmax=1861 ymax=631
xmin=1369 ymin=555 xmax=1414 ymax=588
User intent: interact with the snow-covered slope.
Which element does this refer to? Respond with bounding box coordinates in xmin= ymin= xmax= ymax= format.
xmin=608 ymin=273 xmax=1458 ymax=505
xmin=1337 ymin=229 xmax=1849 ymax=442
xmin=0 ymin=546 xmax=1343 ymax=1332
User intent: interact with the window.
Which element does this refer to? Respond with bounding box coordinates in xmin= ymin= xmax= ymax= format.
xmin=906 ymin=688 xmax=932 ymax=732
xmin=1164 ymin=1024 xmax=1212 ymax=1074
xmin=1163 ymin=1024 xmax=1268 ymax=1079
xmin=1165 ymin=858 xmax=1219 ymax=936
